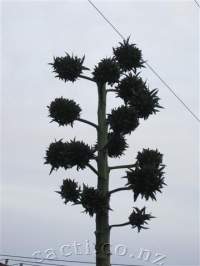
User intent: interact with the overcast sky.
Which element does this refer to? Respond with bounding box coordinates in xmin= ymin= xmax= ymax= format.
xmin=1 ymin=1 xmax=199 ymax=266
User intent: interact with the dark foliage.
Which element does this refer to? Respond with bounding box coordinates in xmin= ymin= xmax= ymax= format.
xmin=113 ymin=38 xmax=144 ymax=71
xmin=45 ymin=140 xmax=68 ymax=174
xmin=116 ymin=73 xmax=162 ymax=119
xmin=47 ymin=43 xmax=166 ymax=234
xmin=93 ymin=58 xmax=120 ymax=85
xmin=107 ymin=132 xmax=128 ymax=158
xmin=129 ymin=207 xmax=154 ymax=232
xmin=126 ymin=166 xmax=165 ymax=201
xmin=128 ymin=87 xmax=162 ymax=120
xmin=66 ymin=140 xmax=95 ymax=170
xmin=136 ymin=148 xmax=163 ymax=168
xmin=81 ymin=185 xmax=108 ymax=217
xmin=107 ymin=106 xmax=139 ymax=135
xmin=58 ymin=178 xmax=81 ymax=204
xmin=50 ymin=53 xmax=88 ymax=82
xmin=116 ymin=73 xmax=146 ymax=104
xmin=48 ymin=97 xmax=81 ymax=126
xmin=45 ymin=140 xmax=94 ymax=173
xmin=126 ymin=149 xmax=165 ymax=201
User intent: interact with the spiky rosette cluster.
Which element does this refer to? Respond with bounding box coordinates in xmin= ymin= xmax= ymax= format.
xmin=48 ymin=97 xmax=81 ymax=126
xmin=107 ymin=106 xmax=139 ymax=135
xmin=58 ymin=178 xmax=81 ymax=204
xmin=66 ymin=140 xmax=95 ymax=170
xmin=45 ymin=140 xmax=68 ymax=174
xmin=50 ymin=53 xmax=88 ymax=82
xmin=116 ymin=73 xmax=146 ymax=104
xmin=116 ymin=73 xmax=162 ymax=119
xmin=81 ymin=185 xmax=108 ymax=217
xmin=93 ymin=58 xmax=120 ymax=85
xmin=113 ymin=38 xmax=144 ymax=71
xmin=126 ymin=149 xmax=166 ymax=201
xmin=107 ymin=132 xmax=128 ymax=158
xmin=129 ymin=87 xmax=161 ymax=120
xmin=136 ymin=148 xmax=163 ymax=168
xmin=45 ymin=140 xmax=94 ymax=173
xmin=129 ymin=207 xmax=154 ymax=232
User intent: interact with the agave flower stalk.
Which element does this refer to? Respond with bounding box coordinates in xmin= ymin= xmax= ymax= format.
xmin=45 ymin=38 xmax=166 ymax=266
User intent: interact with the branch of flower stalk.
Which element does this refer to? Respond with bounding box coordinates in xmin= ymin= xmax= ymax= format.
xmin=106 ymin=89 xmax=117 ymax=93
xmin=79 ymin=74 xmax=95 ymax=82
xmin=87 ymin=163 xmax=99 ymax=176
xmin=109 ymin=222 xmax=131 ymax=230
xmin=109 ymin=164 xmax=136 ymax=171
xmin=76 ymin=118 xmax=98 ymax=130
xmin=108 ymin=186 xmax=132 ymax=196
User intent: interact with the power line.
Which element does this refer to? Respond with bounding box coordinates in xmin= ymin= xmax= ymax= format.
xmin=0 ymin=255 xmax=142 ymax=266
xmin=194 ymin=0 xmax=200 ymax=8
xmin=88 ymin=0 xmax=125 ymax=39
xmin=0 ymin=257 xmax=94 ymax=266
xmin=0 ymin=255 xmax=95 ymax=265
xmin=146 ymin=62 xmax=200 ymax=122
xmin=87 ymin=0 xmax=200 ymax=123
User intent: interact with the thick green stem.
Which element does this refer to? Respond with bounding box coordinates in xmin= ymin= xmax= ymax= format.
xmin=95 ymin=83 xmax=110 ymax=266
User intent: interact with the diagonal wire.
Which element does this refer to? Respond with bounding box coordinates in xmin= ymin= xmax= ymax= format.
xmin=194 ymin=0 xmax=200 ymax=8
xmin=0 ymin=255 xmax=143 ymax=266
xmin=146 ymin=62 xmax=200 ymax=122
xmin=87 ymin=0 xmax=200 ymax=123
xmin=0 ymin=258 xmax=95 ymax=266
xmin=88 ymin=0 xmax=125 ymax=39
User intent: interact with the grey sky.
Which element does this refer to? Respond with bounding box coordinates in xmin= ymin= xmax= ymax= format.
xmin=1 ymin=1 xmax=199 ymax=266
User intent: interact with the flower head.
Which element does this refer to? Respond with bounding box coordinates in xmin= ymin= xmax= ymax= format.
xmin=116 ymin=73 xmax=146 ymax=104
xmin=129 ymin=207 xmax=154 ymax=232
xmin=45 ymin=140 xmax=68 ymax=174
xmin=58 ymin=178 xmax=81 ymax=204
xmin=50 ymin=53 xmax=88 ymax=82
xmin=113 ymin=38 xmax=145 ymax=71
xmin=136 ymin=148 xmax=163 ymax=168
xmin=93 ymin=58 xmax=120 ymax=85
xmin=127 ymin=166 xmax=165 ymax=201
xmin=48 ymin=97 xmax=81 ymax=126
xmin=65 ymin=140 xmax=95 ymax=170
xmin=107 ymin=132 xmax=128 ymax=158
xmin=81 ymin=185 xmax=108 ymax=217
xmin=116 ymin=73 xmax=162 ymax=119
xmin=129 ymin=87 xmax=162 ymax=119
xmin=108 ymin=106 xmax=139 ymax=135
xmin=45 ymin=140 xmax=94 ymax=173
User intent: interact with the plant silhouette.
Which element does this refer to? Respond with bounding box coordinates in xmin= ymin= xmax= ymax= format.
xmin=45 ymin=38 xmax=166 ymax=266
